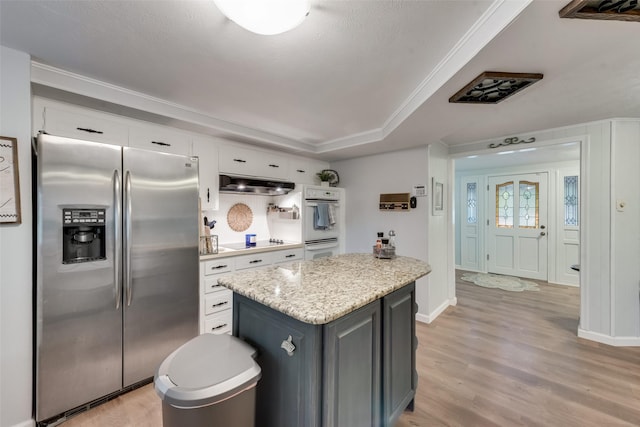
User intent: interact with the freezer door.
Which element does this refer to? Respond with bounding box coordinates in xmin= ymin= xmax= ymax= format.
xmin=35 ymin=134 xmax=123 ymax=421
xmin=122 ymin=147 xmax=199 ymax=386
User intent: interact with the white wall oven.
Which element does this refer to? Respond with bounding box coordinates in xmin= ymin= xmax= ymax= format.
xmin=303 ymin=186 xmax=342 ymax=260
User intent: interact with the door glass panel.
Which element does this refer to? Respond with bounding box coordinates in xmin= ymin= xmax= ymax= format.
xmin=564 ymin=175 xmax=579 ymax=226
xmin=495 ymin=181 xmax=514 ymax=228
xmin=466 ymin=182 xmax=477 ymax=224
xmin=519 ymin=181 xmax=539 ymax=228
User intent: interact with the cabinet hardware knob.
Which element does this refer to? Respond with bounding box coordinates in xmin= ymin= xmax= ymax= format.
xmin=76 ymin=127 xmax=104 ymax=135
xmin=151 ymin=141 xmax=171 ymax=147
xmin=211 ymin=323 xmax=228 ymax=331
xmin=285 ymin=254 xmax=295 ymax=258
xmin=280 ymin=335 xmax=296 ymax=357
xmin=211 ymin=301 xmax=228 ymax=308
xmin=212 ymin=265 xmax=228 ymax=270
xmin=249 ymin=259 xmax=262 ymax=264
xmin=268 ymin=164 xmax=279 ymax=168
xmin=296 ymin=169 xmax=305 ymax=173
xmin=233 ymin=158 xmax=247 ymax=163
xmin=207 ymin=188 xmax=210 ymax=203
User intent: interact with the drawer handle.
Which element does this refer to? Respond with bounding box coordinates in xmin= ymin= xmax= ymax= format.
xmin=211 ymin=301 xmax=228 ymax=308
xmin=211 ymin=323 xmax=228 ymax=331
xmin=249 ymin=259 xmax=263 ymax=264
xmin=268 ymin=164 xmax=280 ymax=168
xmin=210 ymin=284 xmax=223 ymax=289
xmin=76 ymin=127 xmax=104 ymax=135
xmin=296 ymin=169 xmax=305 ymax=173
xmin=285 ymin=254 xmax=296 ymax=258
xmin=211 ymin=265 xmax=228 ymax=270
xmin=281 ymin=335 xmax=296 ymax=357
xmin=151 ymin=141 xmax=171 ymax=147
xmin=233 ymin=158 xmax=247 ymax=163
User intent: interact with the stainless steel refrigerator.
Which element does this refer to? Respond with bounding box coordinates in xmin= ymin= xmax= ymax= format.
xmin=35 ymin=133 xmax=199 ymax=423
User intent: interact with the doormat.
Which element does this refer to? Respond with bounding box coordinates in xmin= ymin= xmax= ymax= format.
xmin=461 ymin=272 xmax=540 ymax=292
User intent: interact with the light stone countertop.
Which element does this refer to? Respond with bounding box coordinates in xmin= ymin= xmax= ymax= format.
xmin=217 ymin=253 xmax=431 ymax=325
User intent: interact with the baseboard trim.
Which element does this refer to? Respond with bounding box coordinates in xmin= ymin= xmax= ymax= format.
xmin=416 ymin=298 xmax=456 ymax=324
xmin=578 ymin=328 xmax=640 ymax=347
xmin=11 ymin=419 xmax=35 ymax=427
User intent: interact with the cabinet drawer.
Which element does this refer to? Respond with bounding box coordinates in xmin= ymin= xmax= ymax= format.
xmin=44 ymin=105 xmax=128 ymax=146
xmin=205 ymin=289 xmax=233 ymax=315
xmin=235 ymin=253 xmax=272 ymax=271
xmin=272 ymin=248 xmax=304 ymax=264
xmin=204 ymin=276 xmax=229 ymax=294
xmin=203 ymin=259 xmax=234 ymax=275
xmin=204 ymin=310 xmax=232 ymax=335
xmin=128 ymin=125 xmax=192 ymax=155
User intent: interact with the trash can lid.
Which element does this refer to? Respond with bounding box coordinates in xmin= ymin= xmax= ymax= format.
xmin=154 ymin=333 xmax=261 ymax=409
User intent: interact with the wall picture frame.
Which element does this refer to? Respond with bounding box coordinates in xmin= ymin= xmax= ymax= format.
xmin=0 ymin=136 xmax=21 ymax=224
xmin=432 ymin=178 xmax=444 ymax=216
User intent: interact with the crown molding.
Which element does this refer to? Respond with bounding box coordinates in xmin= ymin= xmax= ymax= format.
xmin=30 ymin=0 xmax=531 ymax=156
xmin=30 ymin=61 xmax=317 ymax=153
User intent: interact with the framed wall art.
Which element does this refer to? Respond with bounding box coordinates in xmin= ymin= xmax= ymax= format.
xmin=432 ymin=178 xmax=444 ymax=216
xmin=0 ymin=136 xmax=21 ymax=224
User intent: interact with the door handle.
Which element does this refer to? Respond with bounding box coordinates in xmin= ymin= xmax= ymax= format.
xmin=113 ymin=170 xmax=121 ymax=310
xmin=124 ymin=170 xmax=133 ymax=306
xmin=540 ymin=232 xmax=546 ymax=236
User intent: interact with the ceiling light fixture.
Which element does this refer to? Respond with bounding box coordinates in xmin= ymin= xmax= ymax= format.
xmin=213 ymin=0 xmax=310 ymax=35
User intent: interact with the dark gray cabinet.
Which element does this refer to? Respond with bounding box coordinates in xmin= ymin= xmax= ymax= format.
xmin=323 ymin=302 xmax=381 ymax=427
xmin=382 ymin=282 xmax=416 ymax=426
xmin=233 ymin=295 xmax=322 ymax=427
xmin=233 ymin=281 xmax=416 ymax=427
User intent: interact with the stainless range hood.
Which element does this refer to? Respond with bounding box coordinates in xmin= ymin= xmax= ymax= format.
xmin=219 ymin=174 xmax=296 ymax=195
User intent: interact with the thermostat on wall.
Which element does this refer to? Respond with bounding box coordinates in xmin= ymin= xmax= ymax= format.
xmin=413 ymin=185 xmax=427 ymax=197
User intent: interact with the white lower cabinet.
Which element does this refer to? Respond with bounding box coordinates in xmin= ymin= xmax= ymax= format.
xmin=199 ymin=247 xmax=303 ymax=334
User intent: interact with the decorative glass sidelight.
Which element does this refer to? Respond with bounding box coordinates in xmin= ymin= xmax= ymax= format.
xmin=495 ymin=181 xmax=514 ymax=228
xmin=519 ymin=181 xmax=539 ymax=228
xmin=466 ymin=183 xmax=477 ymax=224
xmin=564 ymin=175 xmax=579 ymax=226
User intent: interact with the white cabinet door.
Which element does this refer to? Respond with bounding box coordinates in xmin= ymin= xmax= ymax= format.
xmin=219 ymin=145 xmax=289 ymax=180
xmin=128 ymin=124 xmax=192 ymax=155
xmin=39 ymin=102 xmax=129 ymax=146
xmin=192 ymin=137 xmax=219 ymax=211
xmin=289 ymin=158 xmax=329 ymax=185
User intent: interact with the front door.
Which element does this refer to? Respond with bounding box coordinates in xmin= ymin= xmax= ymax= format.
xmin=487 ymin=173 xmax=548 ymax=280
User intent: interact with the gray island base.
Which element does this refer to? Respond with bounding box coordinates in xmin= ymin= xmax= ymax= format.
xmin=218 ymin=253 xmax=431 ymax=427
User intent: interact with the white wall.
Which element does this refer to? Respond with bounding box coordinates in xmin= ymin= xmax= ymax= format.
xmin=331 ymin=146 xmax=453 ymax=323
xmin=0 ymin=46 xmax=34 ymax=427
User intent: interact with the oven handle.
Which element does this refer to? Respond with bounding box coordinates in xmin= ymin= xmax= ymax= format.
xmin=305 ymin=202 xmax=339 ymax=208
xmin=305 ymin=242 xmax=339 ymax=251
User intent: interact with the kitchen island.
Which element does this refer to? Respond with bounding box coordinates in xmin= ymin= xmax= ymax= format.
xmin=218 ymin=253 xmax=431 ymax=427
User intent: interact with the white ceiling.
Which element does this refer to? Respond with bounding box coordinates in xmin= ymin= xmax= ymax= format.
xmin=1 ymin=0 xmax=639 ymax=161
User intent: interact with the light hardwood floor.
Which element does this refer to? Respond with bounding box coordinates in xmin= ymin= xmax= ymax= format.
xmin=62 ymin=271 xmax=640 ymax=426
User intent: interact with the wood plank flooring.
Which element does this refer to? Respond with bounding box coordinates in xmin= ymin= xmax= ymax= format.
xmin=62 ymin=270 xmax=640 ymax=426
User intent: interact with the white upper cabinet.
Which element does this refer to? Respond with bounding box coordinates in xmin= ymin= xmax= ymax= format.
xmin=192 ymin=136 xmax=219 ymax=211
xmin=128 ymin=124 xmax=192 ymax=155
xmin=288 ymin=157 xmax=329 ymax=185
xmin=34 ymin=98 xmax=129 ymax=147
xmin=219 ymin=145 xmax=289 ymax=180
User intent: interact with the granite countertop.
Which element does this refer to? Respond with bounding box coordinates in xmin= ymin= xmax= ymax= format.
xmin=217 ymin=253 xmax=431 ymax=325
xmin=200 ymin=241 xmax=304 ymax=261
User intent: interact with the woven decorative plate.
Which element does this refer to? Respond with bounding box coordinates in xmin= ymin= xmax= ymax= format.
xmin=227 ymin=203 xmax=253 ymax=232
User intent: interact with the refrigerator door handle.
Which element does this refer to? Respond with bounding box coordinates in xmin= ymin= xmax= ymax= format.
xmin=113 ymin=170 xmax=122 ymax=310
xmin=124 ymin=170 xmax=133 ymax=306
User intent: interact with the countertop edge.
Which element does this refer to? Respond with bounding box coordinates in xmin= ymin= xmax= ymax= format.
xmin=219 ymin=254 xmax=431 ymax=325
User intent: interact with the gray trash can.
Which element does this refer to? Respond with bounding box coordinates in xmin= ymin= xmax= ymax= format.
xmin=154 ymin=333 xmax=261 ymax=427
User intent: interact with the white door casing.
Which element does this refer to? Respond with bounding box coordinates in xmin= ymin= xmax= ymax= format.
xmin=487 ymin=173 xmax=548 ymax=280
